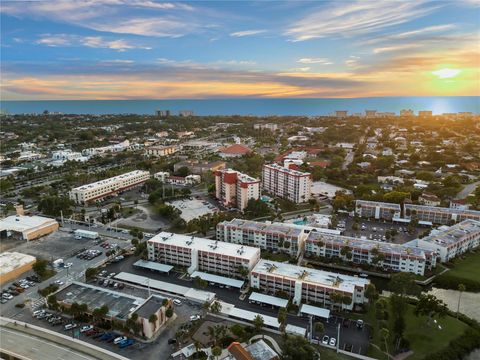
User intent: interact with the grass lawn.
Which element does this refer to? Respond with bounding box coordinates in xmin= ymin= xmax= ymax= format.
xmin=356 ymin=299 xmax=470 ymax=360
xmin=445 ymin=250 xmax=480 ymax=282
xmin=318 ymin=348 xmax=354 ymax=360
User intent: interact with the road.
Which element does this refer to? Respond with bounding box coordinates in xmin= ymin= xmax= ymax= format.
xmin=0 ymin=318 xmax=127 ymax=360
xmin=455 ymin=181 xmax=479 ymax=199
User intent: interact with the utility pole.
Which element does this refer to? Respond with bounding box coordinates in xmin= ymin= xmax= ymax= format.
xmin=337 ymin=322 xmax=340 ymax=353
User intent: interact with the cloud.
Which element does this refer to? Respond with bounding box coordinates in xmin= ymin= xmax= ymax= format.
xmin=230 ymin=29 xmax=266 ymax=37
xmin=297 ymin=58 xmax=333 ymax=65
xmin=36 ymin=34 xmax=151 ymax=51
xmin=285 ymin=1 xmax=441 ymax=41
xmin=373 ymin=43 xmax=421 ymax=54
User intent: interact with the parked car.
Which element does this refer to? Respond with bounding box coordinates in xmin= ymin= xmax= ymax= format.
xmin=168 ymin=338 xmax=177 ymax=345
xmin=173 ymin=299 xmax=182 ymax=306
xmin=190 ymin=314 xmax=201 ymax=321
xmin=329 ymin=337 xmax=336 ymax=346
xmin=114 ymin=336 xmax=128 ymax=345
xmin=322 ymin=335 xmax=329 ymax=345
xmin=64 ymin=323 xmax=78 ymax=331
xmin=356 ymin=320 xmax=364 ymax=329
xmin=80 ymin=325 xmax=94 ymax=333
xmin=119 ymin=339 xmax=135 ymax=349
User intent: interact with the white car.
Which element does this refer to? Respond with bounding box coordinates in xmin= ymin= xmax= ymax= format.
xmin=33 ymin=310 xmax=45 ymax=316
xmin=54 ymin=280 xmax=64 ymax=286
xmin=64 ymin=323 xmax=77 ymax=331
xmin=321 ymin=335 xmax=329 ymax=345
xmin=64 ymin=263 xmax=73 ymax=268
xmin=190 ymin=314 xmax=201 ymax=321
xmin=329 ymin=337 xmax=336 ymax=346
xmin=80 ymin=325 xmax=93 ymax=333
xmin=113 ymin=336 xmax=127 ymax=344
xmin=2 ymin=294 xmax=13 ymax=300
xmin=173 ymin=299 xmax=182 ymax=306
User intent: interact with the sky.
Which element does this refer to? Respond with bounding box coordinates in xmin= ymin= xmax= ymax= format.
xmin=1 ymin=0 xmax=479 ymax=100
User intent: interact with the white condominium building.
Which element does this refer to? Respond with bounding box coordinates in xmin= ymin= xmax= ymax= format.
xmin=413 ymin=220 xmax=480 ymax=262
xmin=404 ymin=204 xmax=480 ymax=225
xmin=305 ymin=231 xmax=435 ymax=276
xmin=214 ymin=169 xmax=260 ymax=211
xmin=69 ymin=170 xmax=150 ymax=204
xmin=250 ymin=259 xmax=370 ymax=310
xmin=216 ymin=218 xmax=309 ymax=257
xmin=355 ymin=200 xmax=401 ymax=220
xmin=262 ymin=164 xmax=311 ymax=203
xmin=147 ymin=232 xmax=260 ymax=278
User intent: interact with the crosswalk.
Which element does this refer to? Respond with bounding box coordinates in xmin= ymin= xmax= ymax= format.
xmin=30 ymin=297 xmax=46 ymax=311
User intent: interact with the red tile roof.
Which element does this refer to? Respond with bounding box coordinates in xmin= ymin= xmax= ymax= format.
xmin=220 ymin=144 xmax=252 ymax=155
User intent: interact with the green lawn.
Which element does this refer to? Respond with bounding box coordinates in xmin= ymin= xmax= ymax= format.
xmin=445 ymin=250 xmax=480 ymax=282
xmin=357 ymin=299 xmax=469 ymax=360
xmin=318 ymin=348 xmax=354 ymax=360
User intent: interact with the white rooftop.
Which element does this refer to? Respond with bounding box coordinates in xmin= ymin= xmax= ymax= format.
xmin=300 ymin=304 xmax=331 ymax=319
xmin=0 ymin=252 xmax=36 ymax=276
xmin=252 ymin=259 xmax=370 ymax=293
xmin=0 ymin=215 xmax=57 ymax=233
xmin=249 ymin=292 xmax=288 ymax=308
xmin=133 ymin=260 xmax=174 ymax=273
xmin=149 ymin=232 xmax=260 ymax=260
xmin=191 ymin=271 xmax=244 ymax=288
xmin=71 ymin=170 xmax=149 ymax=192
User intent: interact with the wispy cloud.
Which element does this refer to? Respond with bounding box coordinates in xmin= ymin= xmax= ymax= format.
xmin=285 ymin=1 xmax=441 ymax=41
xmin=373 ymin=43 xmax=421 ymax=54
xmin=36 ymin=34 xmax=151 ymax=51
xmin=297 ymin=58 xmax=333 ymax=65
xmin=230 ymin=29 xmax=266 ymax=37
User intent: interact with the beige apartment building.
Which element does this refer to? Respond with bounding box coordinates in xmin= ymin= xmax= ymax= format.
xmin=144 ymin=144 xmax=178 ymax=157
xmin=215 ymin=169 xmax=260 ymax=211
xmin=262 ymin=164 xmax=311 ymax=203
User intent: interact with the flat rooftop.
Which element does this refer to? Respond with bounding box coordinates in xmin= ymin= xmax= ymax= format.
xmin=149 ymin=232 xmax=260 ymax=260
xmin=419 ymin=219 xmax=480 ymax=247
xmin=264 ymin=163 xmax=310 ymax=176
xmin=0 ymin=215 xmax=58 ymax=232
xmin=133 ymin=295 xmax=167 ymax=319
xmin=252 ymin=259 xmax=370 ymax=293
xmin=219 ymin=218 xmax=304 ymax=238
xmin=56 ymin=282 xmax=143 ymax=320
xmin=356 ymin=200 xmax=401 ymax=209
xmin=306 ymin=231 xmax=427 ymax=259
xmin=405 ymin=203 xmax=480 ymax=216
xmin=0 ymin=252 xmax=36 ymax=276
xmin=71 ymin=170 xmax=149 ymax=191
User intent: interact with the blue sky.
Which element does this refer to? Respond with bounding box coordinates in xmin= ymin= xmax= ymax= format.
xmin=1 ymin=0 xmax=479 ymax=99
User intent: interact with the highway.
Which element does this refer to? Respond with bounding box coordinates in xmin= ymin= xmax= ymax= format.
xmin=0 ymin=318 xmax=128 ymax=360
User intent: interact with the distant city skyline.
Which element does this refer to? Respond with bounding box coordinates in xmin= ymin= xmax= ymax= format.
xmin=1 ymin=0 xmax=479 ymax=100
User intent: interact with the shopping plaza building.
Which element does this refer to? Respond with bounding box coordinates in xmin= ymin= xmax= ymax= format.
xmin=250 ymin=259 xmax=370 ymax=310
xmin=147 ymin=232 xmax=260 ymax=278
xmin=69 ymin=170 xmax=150 ymax=204
xmin=216 ymin=218 xmax=309 ymax=257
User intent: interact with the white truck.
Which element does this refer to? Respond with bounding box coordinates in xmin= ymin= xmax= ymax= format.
xmin=74 ymin=229 xmax=99 ymax=240
xmin=53 ymin=258 xmax=64 ymax=268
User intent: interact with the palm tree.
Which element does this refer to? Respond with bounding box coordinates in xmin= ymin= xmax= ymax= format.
xmin=380 ymin=328 xmax=390 ymax=359
xmin=211 ymin=346 xmax=222 ymax=359
xmin=253 ymin=315 xmax=264 ymax=333
xmin=149 ymin=314 xmax=158 ymax=332
xmin=209 ymin=301 xmax=222 ymax=314
xmin=457 ymin=283 xmax=466 ymax=318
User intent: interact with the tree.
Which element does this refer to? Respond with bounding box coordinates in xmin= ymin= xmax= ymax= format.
xmin=194 ymin=276 xmax=208 ymax=289
xmin=211 ymin=346 xmax=222 ymax=359
xmin=243 ymin=198 xmax=272 ymax=219
xmin=380 ymin=327 xmax=390 ymax=358
xmin=207 ymin=325 xmax=227 ymax=347
xmin=314 ymin=322 xmax=324 ymax=333
xmin=457 ymin=283 xmax=466 ymax=318
xmin=32 ymin=259 xmax=49 ymax=279
xmin=210 ymin=301 xmax=222 ymax=314
xmin=166 ymin=308 xmax=174 ymax=318
xmin=149 ymin=314 xmax=158 ymax=332
xmin=277 ymin=307 xmax=287 ymax=332
xmin=389 ymin=272 xmax=420 ymax=297
xmin=365 ymin=284 xmax=379 ymax=304
xmin=85 ymin=267 xmax=97 ymax=281
xmin=414 ymin=294 xmax=448 ymax=326
xmin=281 ymin=334 xmax=316 ymax=360
xmin=340 ymin=245 xmax=353 ymax=260
xmin=252 ymin=315 xmax=264 ymax=333
xmin=37 ymin=195 xmax=73 ymax=217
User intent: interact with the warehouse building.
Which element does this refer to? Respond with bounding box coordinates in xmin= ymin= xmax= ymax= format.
xmin=69 ymin=170 xmax=150 ymax=204
xmin=0 ymin=215 xmax=59 ymax=241
xmin=250 ymin=259 xmax=370 ymax=310
xmin=147 ymin=232 xmax=260 ymax=278
xmin=0 ymin=252 xmax=36 ymax=285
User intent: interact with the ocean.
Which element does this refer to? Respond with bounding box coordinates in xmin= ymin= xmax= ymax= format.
xmin=1 ymin=97 xmax=479 ymax=116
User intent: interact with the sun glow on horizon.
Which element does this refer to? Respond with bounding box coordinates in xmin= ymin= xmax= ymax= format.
xmin=432 ymin=68 xmax=461 ymax=79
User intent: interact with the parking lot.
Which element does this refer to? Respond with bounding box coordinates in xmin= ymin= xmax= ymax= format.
xmin=338 ymin=214 xmax=426 ymax=244
xmin=167 ymin=198 xmax=219 ymax=222
xmin=312 ymin=315 xmax=370 ymax=355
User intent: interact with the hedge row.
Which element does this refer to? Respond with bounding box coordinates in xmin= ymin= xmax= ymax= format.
xmin=434 ymin=274 xmax=480 ymax=293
